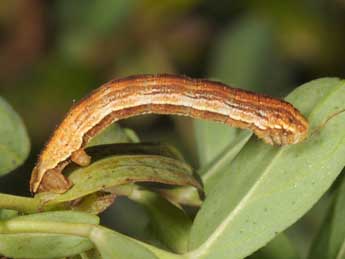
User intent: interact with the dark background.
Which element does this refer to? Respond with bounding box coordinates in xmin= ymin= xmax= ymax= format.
xmin=1 ymin=1 xmax=345 ymax=257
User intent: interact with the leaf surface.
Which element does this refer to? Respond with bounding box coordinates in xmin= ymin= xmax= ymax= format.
xmin=89 ymin=226 xmax=182 ymax=259
xmin=308 ymin=175 xmax=345 ymax=259
xmin=0 ymin=97 xmax=30 ymax=175
xmin=130 ymin=189 xmax=192 ymax=253
xmin=248 ymin=234 xmax=299 ymax=259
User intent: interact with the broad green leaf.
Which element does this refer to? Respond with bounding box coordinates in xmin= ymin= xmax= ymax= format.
xmin=189 ymin=78 xmax=345 ymax=259
xmin=37 ymin=144 xmax=200 ymax=205
xmin=201 ymin=130 xmax=252 ymax=193
xmin=89 ymin=226 xmax=182 ymax=259
xmin=248 ymin=234 xmax=299 ymax=259
xmin=307 ymin=207 xmax=333 ymax=259
xmin=130 ymin=189 xmax=192 ymax=253
xmin=0 ymin=211 xmax=99 ymax=259
xmin=0 ymin=97 xmax=30 ymax=175
xmin=308 ymin=175 xmax=345 ymax=259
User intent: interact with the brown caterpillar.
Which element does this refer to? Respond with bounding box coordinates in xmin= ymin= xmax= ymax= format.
xmin=30 ymin=74 xmax=309 ymax=193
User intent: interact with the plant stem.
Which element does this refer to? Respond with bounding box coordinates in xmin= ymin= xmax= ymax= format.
xmin=0 ymin=218 xmax=186 ymax=259
xmin=158 ymin=186 xmax=202 ymax=207
xmin=0 ymin=193 xmax=41 ymax=213
xmin=0 ymin=219 xmax=93 ymax=237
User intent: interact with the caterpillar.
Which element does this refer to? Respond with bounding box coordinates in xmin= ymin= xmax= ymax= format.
xmin=30 ymin=74 xmax=309 ymax=193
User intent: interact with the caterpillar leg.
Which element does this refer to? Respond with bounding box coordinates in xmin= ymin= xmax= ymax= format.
xmin=71 ymin=149 xmax=91 ymax=167
xmin=38 ymin=168 xmax=72 ymax=193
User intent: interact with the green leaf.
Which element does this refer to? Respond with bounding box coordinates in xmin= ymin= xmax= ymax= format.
xmin=201 ymin=130 xmax=252 ymax=193
xmin=248 ymin=234 xmax=300 ymax=259
xmin=308 ymin=175 xmax=345 ymax=259
xmin=194 ymin=120 xmax=250 ymax=169
xmin=0 ymin=96 xmax=30 ymax=176
xmin=189 ymin=78 xmax=345 ymax=259
xmin=0 ymin=211 xmax=99 ymax=259
xmin=129 ymin=189 xmax=192 ymax=253
xmin=89 ymin=226 xmax=182 ymax=259
xmin=66 ymin=123 xmax=139 ymax=213
xmin=37 ymin=144 xmax=200 ymax=206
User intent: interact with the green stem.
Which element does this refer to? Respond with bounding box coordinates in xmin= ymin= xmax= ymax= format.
xmin=80 ymin=252 xmax=90 ymax=259
xmin=158 ymin=186 xmax=202 ymax=207
xmin=0 ymin=219 xmax=93 ymax=237
xmin=0 ymin=218 xmax=187 ymax=259
xmin=0 ymin=193 xmax=41 ymax=213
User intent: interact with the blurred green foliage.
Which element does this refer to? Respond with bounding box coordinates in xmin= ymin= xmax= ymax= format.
xmin=1 ymin=0 xmax=345 ymax=258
